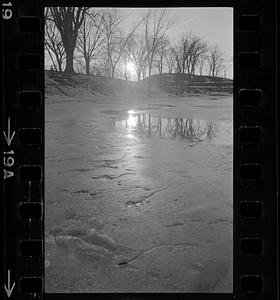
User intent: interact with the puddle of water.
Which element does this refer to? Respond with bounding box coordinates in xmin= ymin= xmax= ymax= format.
xmin=114 ymin=111 xmax=232 ymax=145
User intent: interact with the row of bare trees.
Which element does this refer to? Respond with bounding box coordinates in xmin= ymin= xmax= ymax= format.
xmin=45 ymin=8 xmax=228 ymax=89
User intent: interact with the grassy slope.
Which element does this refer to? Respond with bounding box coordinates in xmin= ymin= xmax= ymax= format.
xmin=45 ymin=70 xmax=233 ymax=97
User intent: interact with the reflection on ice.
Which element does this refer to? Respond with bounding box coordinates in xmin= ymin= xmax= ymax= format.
xmin=126 ymin=133 xmax=136 ymax=139
xmin=125 ymin=113 xmax=136 ymax=128
xmin=127 ymin=109 xmax=137 ymax=114
xmin=115 ymin=111 xmax=232 ymax=145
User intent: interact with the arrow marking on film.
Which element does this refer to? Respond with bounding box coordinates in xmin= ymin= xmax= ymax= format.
xmin=4 ymin=270 xmax=15 ymax=297
xmin=3 ymin=117 xmax=15 ymax=147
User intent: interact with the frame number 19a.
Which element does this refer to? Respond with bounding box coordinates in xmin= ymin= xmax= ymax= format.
xmin=3 ymin=117 xmax=15 ymax=179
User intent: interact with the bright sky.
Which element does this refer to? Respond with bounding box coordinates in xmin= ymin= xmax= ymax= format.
xmin=45 ymin=7 xmax=233 ymax=79
xmin=118 ymin=7 xmax=233 ymax=78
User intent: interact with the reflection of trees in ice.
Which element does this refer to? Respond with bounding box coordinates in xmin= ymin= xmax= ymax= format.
xmin=119 ymin=113 xmax=215 ymax=143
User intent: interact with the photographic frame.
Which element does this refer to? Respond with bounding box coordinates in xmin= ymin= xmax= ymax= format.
xmin=2 ymin=0 xmax=278 ymax=299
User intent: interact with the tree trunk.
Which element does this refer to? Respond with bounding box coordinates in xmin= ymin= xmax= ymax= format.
xmin=85 ymin=58 xmax=90 ymax=75
xmin=50 ymin=8 xmax=87 ymax=75
xmin=64 ymin=48 xmax=75 ymax=73
xmin=148 ymin=65 xmax=152 ymax=97
xmin=148 ymin=79 xmax=151 ymax=97
xmin=58 ymin=60 xmax=63 ymax=72
xmin=111 ymin=67 xmax=115 ymax=96
xmin=63 ymin=24 xmax=76 ymax=73
xmin=176 ymin=73 xmax=179 ymax=95
xmin=181 ymin=73 xmax=185 ymax=95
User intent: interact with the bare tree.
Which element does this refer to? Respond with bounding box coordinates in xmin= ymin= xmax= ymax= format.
xmin=171 ymin=46 xmax=182 ymax=73
xmin=188 ymin=37 xmax=208 ymax=75
xmin=222 ymin=65 xmax=228 ymax=78
xmin=164 ymin=48 xmax=175 ymax=84
xmin=155 ymin=37 xmax=169 ymax=78
xmin=112 ymin=34 xmax=132 ymax=94
xmin=102 ymin=9 xmax=141 ymax=80
xmin=170 ymin=33 xmax=208 ymax=94
xmin=122 ymin=36 xmax=135 ymax=81
xmin=45 ymin=10 xmax=66 ymax=72
xmin=171 ymin=46 xmax=184 ymax=95
xmin=130 ymin=34 xmax=148 ymax=81
xmin=101 ymin=9 xmax=145 ymax=97
xmin=172 ymin=33 xmax=208 ymax=76
xmin=197 ymin=54 xmax=207 ymax=76
xmin=143 ymin=9 xmax=172 ymax=96
xmin=98 ymin=9 xmax=121 ymax=78
xmin=76 ymin=10 xmax=106 ymax=75
xmin=50 ymin=7 xmax=88 ymax=73
xmin=207 ymin=45 xmax=224 ymax=77
xmin=173 ymin=33 xmax=190 ymax=75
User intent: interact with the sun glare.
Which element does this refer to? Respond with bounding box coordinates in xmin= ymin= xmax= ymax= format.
xmin=126 ymin=114 xmax=137 ymax=128
xmin=126 ymin=62 xmax=135 ymax=73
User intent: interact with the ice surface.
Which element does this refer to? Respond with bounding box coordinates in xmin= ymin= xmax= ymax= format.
xmin=45 ymin=92 xmax=233 ymax=293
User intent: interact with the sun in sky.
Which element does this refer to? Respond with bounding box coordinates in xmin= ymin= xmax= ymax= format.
xmin=124 ymin=61 xmax=137 ymax=81
xmin=126 ymin=61 xmax=136 ymax=73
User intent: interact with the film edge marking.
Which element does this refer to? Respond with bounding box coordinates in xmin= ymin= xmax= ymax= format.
xmin=2 ymin=1 xmax=13 ymax=20
xmin=3 ymin=117 xmax=15 ymax=180
xmin=4 ymin=270 xmax=15 ymax=298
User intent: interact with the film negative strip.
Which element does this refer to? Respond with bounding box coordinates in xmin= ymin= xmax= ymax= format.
xmin=2 ymin=0 xmax=278 ymax=299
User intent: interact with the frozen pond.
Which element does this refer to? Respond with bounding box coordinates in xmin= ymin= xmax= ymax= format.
xmin=45 ymin=94 xmax=233 ymax=293
xmin=114 ymin=110 xmax=232 ymax=145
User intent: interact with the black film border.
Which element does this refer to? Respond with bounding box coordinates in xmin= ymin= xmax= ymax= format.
xmin=2 ymin=0 xmax=278 ymax=299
